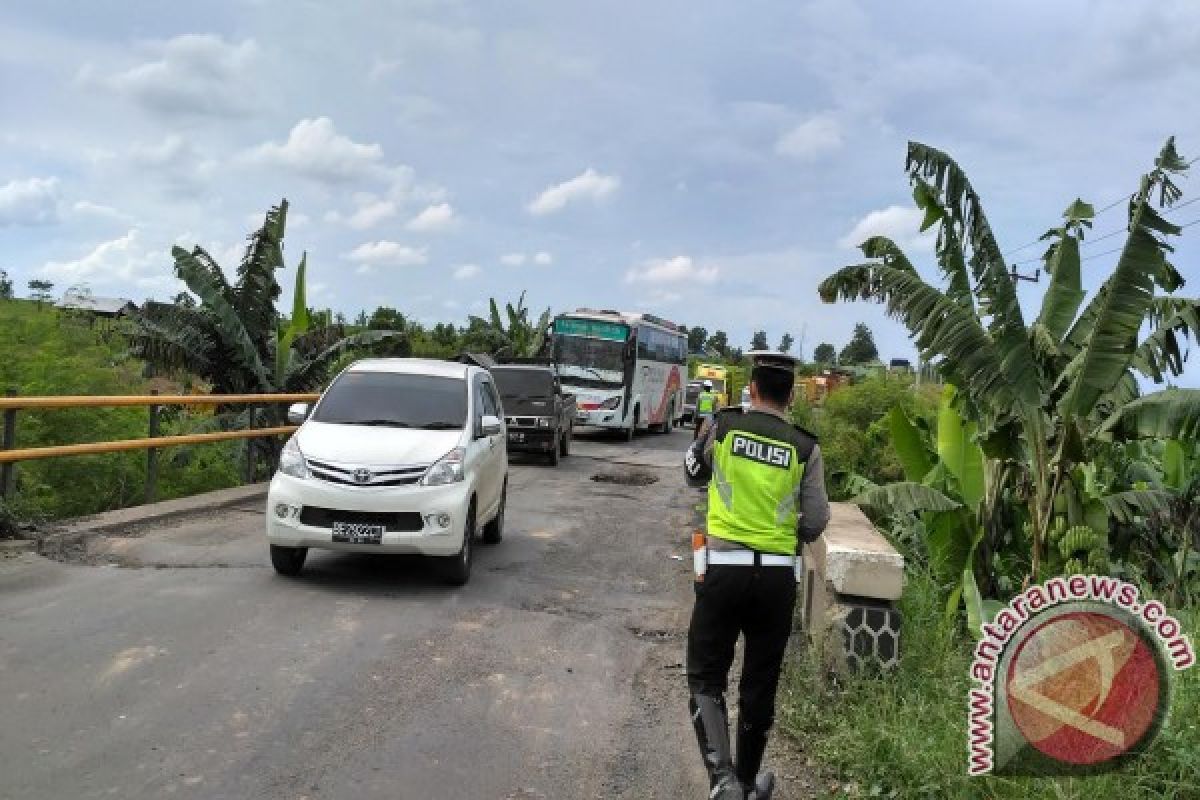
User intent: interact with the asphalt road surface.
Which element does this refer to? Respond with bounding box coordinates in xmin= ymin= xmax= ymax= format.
xmin=0 ymin=428 xmax=810 ymax=800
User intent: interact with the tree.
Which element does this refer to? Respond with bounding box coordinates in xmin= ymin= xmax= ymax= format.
xmin=465 ymin=291 xmax=551 ymax=358
xmin=0 ymin=270 xmax=12 ymax=300
xmin=705 ymin=330 xmax=729 ymax=357
xmin=127 ymin=199 xmax=398 ymax=429
xmin=367 ymin=306 xmax=406 ymax=330
xmin=173 ymin=291 xmax=196 ymax=308
xmin=819 ymin=137 xmax=1200 ymax=590
xmin=28 ymin=279 xmax=53 ymax=309
xmin=751 ymin=330 xmax=769 ymax=350
xmin=431 ymin=322 xmax=460 ymax=350
xmin=687 ymin=325 xmax=708 ymax=353
xmin=779 ymin=332 xmax=794 ymax=353
xmin=813 ymin=342 xmax=837 ymax=365
xmin=838 ymin=323 xmax=878 ymax=365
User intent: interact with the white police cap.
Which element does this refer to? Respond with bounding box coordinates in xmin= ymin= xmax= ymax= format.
xmin=746 ymin=349 xmax=799 ymax=373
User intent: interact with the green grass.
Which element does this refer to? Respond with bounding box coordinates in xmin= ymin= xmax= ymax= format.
xmin=779 ymin=569 xmax=1200 ymax=799
xmin=0 ymin=298 xmax=243 ymax=521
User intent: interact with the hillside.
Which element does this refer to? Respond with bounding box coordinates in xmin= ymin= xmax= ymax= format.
xmin=0 ymin=299 xmax=241 ymax=521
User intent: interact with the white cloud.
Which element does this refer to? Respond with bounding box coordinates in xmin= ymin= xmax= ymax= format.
xmin=527 ymin=168 xmax=620 ymax=215
xmin=500 ymin=252 xmax=527 ymax=266
xmin=245 ymin=117 xmax=388 ymax=183
xmin=345 ymin=240 xmax=428 ymax=273
xmin=39 ymin=229 xmax=172 ymax=290
xmin=838 ymin=205 xmax=935 ymax=253
xmin=406 ymin=202 xmax=458 ymax=232
xmin=130 ymin=135 xmax=216 ymax=190
xmin=533 ymin=251 xmax=553 ymax=265
xmin=624 ymin=255 xmax=718 ymax=285
xmin=775 ymin=114 xmax=842 ymax=160
xmin=0 ymin=177 xmax=60 ymax=226
xmin=85 ymin=34 xmax=258 ymax=118
xmin=347 ymin=199 xmax=398 ymax=230
xmin=453 ymin=263 xmax=480 ymax=280
xmin=72 ymin=200 xmax=133 ymax=224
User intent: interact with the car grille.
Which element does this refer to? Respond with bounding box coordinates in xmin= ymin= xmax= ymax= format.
xmin=307 ymin=458 xmax=429 ymax=488
xmin=298 ymin=506 xmax=425 ymax=532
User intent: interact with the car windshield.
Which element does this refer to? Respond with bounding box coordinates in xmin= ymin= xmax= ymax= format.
xmin=493 ymin=368 xmax=554 ymax=399
xmin=313 ymin=371 xmax=467 ymax=429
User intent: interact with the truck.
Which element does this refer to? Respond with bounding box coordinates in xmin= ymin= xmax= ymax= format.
xmin=490 ymin=363 xmax=576 ymax=466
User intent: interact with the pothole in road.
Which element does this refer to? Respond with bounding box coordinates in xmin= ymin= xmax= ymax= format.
xmin=591 ymin=470 xmax=659 ymax=487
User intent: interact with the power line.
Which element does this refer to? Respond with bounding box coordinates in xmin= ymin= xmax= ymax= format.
xmin=1008 ymin=199 xmax=1200 ymax=267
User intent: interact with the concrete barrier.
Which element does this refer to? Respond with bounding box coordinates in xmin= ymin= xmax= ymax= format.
xmin=800 ymin=503 xmax=905 ymax=672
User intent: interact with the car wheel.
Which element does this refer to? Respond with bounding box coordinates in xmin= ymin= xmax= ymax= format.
xmin=441 ymin=499 xmax=475 ymax=586
xmin=483 ymin=480 xmax=506 ymax=544
xmin=270 ymin=544 xmax=307 ymax=576
xmin=559 ymin=428 xmax=571 ymax=457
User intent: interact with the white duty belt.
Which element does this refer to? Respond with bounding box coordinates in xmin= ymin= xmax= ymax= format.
xmin=706 ymin=550 xmax=796 ymax=567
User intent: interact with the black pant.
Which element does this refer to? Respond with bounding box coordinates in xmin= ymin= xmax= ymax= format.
xmin=687 ymin=563 xmax=796 ymax=779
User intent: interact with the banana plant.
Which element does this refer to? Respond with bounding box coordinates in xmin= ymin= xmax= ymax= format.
xmin=851 ymin=385 xmax=1000 ymax=629
xmin=820 ymin=138 xmax=1200 ymax=585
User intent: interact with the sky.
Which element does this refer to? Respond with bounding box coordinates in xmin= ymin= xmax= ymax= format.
xmin=1 ymin=0 xmax=1198 ymax=386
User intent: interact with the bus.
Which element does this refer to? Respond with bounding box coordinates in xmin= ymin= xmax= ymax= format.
xmin=551 ymin=309 xmax=687 ymax=440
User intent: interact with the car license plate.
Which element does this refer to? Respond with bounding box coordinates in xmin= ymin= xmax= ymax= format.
xmin=331 ymin=522 xmax=384 ymax=544
xmin=509 ymin=431 xmax=525 ymax=443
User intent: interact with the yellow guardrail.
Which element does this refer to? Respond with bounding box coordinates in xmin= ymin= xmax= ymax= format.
xmin=0 ymin=391 xmax=320 ymax=502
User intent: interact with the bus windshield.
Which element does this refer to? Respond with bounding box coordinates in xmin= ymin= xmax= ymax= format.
xmin=552 ymin=317 xmax=630 ymax=388
xmin=554 ymin=335 xmax=626 ymax=387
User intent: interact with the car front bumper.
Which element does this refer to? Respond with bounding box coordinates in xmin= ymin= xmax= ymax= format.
xmin=266 ymin=472 xmax=471 ymax=557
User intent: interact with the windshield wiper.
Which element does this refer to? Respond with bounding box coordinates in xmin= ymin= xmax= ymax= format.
xmin=343 ymin=419 xmax=413 ymax=428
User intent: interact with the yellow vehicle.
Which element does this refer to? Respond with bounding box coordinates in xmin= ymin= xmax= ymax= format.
xmin=692 ymin=364 xmax=730 ymax=409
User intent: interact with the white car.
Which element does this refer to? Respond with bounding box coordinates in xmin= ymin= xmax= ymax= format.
xmin=740 ymin=386 xmax=752 ymax=411
xmin=266 ymin=358 xmax=508 ymax=585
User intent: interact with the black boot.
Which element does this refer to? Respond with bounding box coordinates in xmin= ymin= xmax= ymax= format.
xmin=736 ymin=722 xmax=773 ymax=798
xmin=689 ymin=693 xmax=745 ymax=800
xmin=745 ymin=771 xmax=775 ymax=800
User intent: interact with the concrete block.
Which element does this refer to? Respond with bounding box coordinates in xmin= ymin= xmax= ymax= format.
xmin=821 ymin=503 xmax=905 ymax=601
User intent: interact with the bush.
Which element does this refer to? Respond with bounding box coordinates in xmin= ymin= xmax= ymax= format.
xmin=792 ymin=374 xmax=939 ymax=499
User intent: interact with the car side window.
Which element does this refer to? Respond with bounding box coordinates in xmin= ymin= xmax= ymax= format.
xmin=480 ymin=380 xmax=499 ymax=418
xmin=472 ymin=375 xmax=486 ymax=434
xmin=485 ymin=380 xmax=503 ymax=417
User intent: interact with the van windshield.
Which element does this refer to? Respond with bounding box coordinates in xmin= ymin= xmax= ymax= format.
xmin=492 ymin=368 xmax=554 ymax=399
xmin=313 ymin=371 xmax=467 ymax=429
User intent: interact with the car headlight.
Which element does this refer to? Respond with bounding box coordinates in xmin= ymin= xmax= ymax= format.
xmin=536 ymin=417 xmax=553 ymax=428
xmin=422 ymin=447 xmax=466 ymax=486
xmin=278 ymin=436 xmax=309 ymax=479
xmin=600 ymin=397 xmax=621 ymax=410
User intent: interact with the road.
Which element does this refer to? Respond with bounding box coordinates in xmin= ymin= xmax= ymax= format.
xmin=0 ymin=428 xmax=810 ymax=799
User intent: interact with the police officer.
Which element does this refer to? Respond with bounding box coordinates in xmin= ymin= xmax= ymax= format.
xmin=694 ymin=379 xmax=719 ymax=440
xmin=683 ymin=351 xmax=830 ymax=800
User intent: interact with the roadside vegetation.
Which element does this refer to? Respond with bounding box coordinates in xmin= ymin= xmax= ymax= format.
xmin=780 ymin=139 xmax=1200 ymax=797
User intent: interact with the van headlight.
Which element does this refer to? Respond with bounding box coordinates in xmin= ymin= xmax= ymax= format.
xmin=278 ymin=436 xmax=309 ymax=479
xmin=422 ymin=447 xmax=466 ymax=486
xmin=600 ymin=397 xmax=621 ymax=410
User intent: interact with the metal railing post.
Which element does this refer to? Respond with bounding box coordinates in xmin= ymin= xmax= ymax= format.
xmin=243 ymin=404 xmax=256 ymax=484
xmin=1 ymin=387 xmax=16 ymax=501
xmin=145 ymin=389 xmax=160 ymax=504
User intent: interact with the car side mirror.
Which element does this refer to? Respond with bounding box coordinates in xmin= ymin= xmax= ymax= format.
xmin=287 ymin=403 xmax=310 ymax=425
xmin=480 ymin=414 xmax=503 ymax=437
